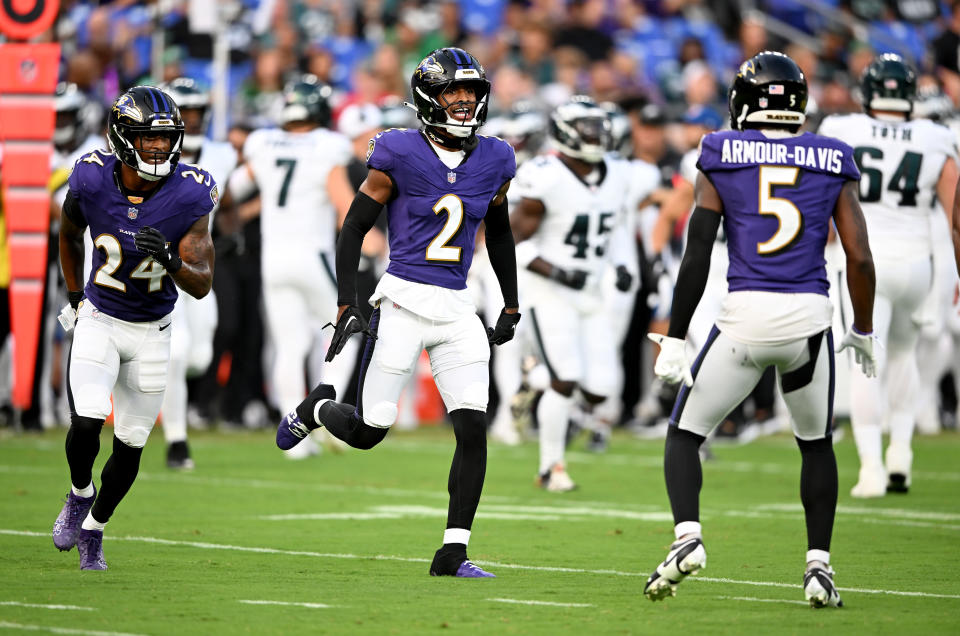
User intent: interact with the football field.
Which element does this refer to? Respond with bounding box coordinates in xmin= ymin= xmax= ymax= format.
xmin=1 ymin=425 xmax=959 ymax=635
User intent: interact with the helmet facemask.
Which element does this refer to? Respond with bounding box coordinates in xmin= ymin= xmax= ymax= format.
xmin=550 ymin=99 xmax=612 ymax=164
xmin=417 ymin=77 xmax=490 ymax=138
xmin=110 ymin=125 xmax=183 ymax=181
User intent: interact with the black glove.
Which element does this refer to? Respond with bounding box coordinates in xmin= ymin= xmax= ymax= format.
xmin=325 ymin=305 xmax=376 ymax=362
xmin=134 ymin=226 xmax=182 ymax=273
xmin=68 ymin=290 xmax=85 ymax=310
xmin=487 ymin=308 xmax=522 ymax=345
xmin=615 ymin=265 xmax=633 ymax=292
xmin=549 ymin=266 xmax=588 ymax=290
xmin=641 ymin=253 xmax=666 ymax=295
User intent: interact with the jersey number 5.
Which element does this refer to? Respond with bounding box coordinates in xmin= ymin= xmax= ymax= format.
xmin=426 ymin=194 xmax=464 ymax=262
xmin=757 ymin=166 xmax=802 ymax=255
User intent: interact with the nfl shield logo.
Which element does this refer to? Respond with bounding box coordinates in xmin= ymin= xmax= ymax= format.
xmin=127 ymin=207 xmax=139 ymax=220
xmin=758 ymin=97 xmax=768 ymax=108
xmin=447 ymin=171 xmax=457 ymax=184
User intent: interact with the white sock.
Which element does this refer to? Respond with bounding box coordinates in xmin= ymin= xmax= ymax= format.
xmin=81 ymin=512 xmax=106 ymax=531
xmin=72 ymin=482 xmax=94 ymax=498
xmin=443 ymin=528 xmax=470 ymax=546
xmin=674 ymin=521 xmax=702 ymax=541
xmin=806 ymin=549 xmax=830 ymax=567
xmin=537 ymin=388 xmax=572 ymax=474
xmin=850 ymin=369 xmax=884 ymax=469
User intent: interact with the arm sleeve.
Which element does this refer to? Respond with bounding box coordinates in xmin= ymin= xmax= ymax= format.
xmin=666 ymin=207 xmax=721 ymax=339
xmin=484 ymin=197 xmax=519 ymax=309
xmin=335 ymin=191 xmax=383 ymax=307
xmin=62 ymin=189 xmax=87 ymax=230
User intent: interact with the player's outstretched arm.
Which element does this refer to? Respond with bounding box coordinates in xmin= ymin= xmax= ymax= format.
xmin=664 ymin=172 xmax=721 ymax=340
xmin=58 ymin=190 xmax=86 ymax=295
xmin=833 ymin=181 xmax=875 ymax=333
xmin=172 ymin=214 xmax=215 ymax=299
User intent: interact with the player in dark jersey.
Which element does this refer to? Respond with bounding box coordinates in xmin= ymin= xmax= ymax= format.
xmin=275 ymin=47 xmax=520 ymax=578
xmin=52 ymin=86 xmax=217 ymax=570
xmin=642 ymin=52 xmax=876 ymax=607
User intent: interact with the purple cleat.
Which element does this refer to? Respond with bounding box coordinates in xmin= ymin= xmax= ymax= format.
xmin=276 ymin=384 xmax=335 ymax=450
xmin=52 ymin=487 xmax=96 ymax=552
xmin=454 ymin=561 xmax=496 ymax=578
xmin=77 ymin=528 xmax=107 ymax=570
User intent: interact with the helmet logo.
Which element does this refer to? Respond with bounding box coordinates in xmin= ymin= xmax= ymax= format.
xmin=768 ymin=84 xmax=784 ymax=95
xmin=113 ymin=94 xmax=143 ymax=122
xmin=415 ymin=55 xmax=444 ymax=80
xmin=127 ymin=207 xmax=139 ymax=219
xmin=738 ymin=60 xmax=756 ymax=77
xmin=758 ymin=97 xmax=768 ymax=108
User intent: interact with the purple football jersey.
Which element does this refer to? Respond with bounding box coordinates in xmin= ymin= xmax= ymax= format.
xmin=68 ymin=150 xmax=216 ymax=321
xmin=366 ymin=129 xmax=516 ymax=290
xmin=697 ymin=130 xmax=859 ymax=295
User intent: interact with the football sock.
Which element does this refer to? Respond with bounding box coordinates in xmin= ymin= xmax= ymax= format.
xmin=664 ymin=426 xmax=705 ymax=525
xmin=443 ymin=528 xmax=470 ymax=546
xmin=72 ymin=482 xmax=95 ymax=498
xmin=318 ymin=401 xmax=388 ymax=450
xmin=806 ymin=549 xmax=830 ymax=567
xmin=446 ymin=409 xmax=487 ymax=531
xmin=81 ymin=513 xmax=106 ymax=531
xmin=887 ymin=352 xmax=919 ymax=448
xmin=849 ymin=372 xmax=883 ymax=469
xmin=674 ymin=521 xmax=702 ymax=541
xmin=537 ymin=388 xmax=571 ymax=474
xmin=797 ymin=436 xmax=837 ymax=552
xmin=91 ymin=436 xmax=144 ymax=524
xmin=65 ymin=415 xmax=104 ymax=491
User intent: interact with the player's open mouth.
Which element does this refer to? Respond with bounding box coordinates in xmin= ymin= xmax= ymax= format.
xmin=451 ymin=106 xmax=472 ymax=121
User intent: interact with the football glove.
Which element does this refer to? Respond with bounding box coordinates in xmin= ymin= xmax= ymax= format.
xmin=615 ymin=265 xmax=633 ymax=292
xmin=647 ymin=333 xmax=693 ymax=387
xmin=549 ymin=266 xmax=588 ymax=290
xmin=134 ymin=226 xmax=183 ymax=273
xmin=487 ymin=309 xmax=521 ymax=345
xmin=837 ymin=327 xmax=878 ymax=378
xmin=325 ymin=305 xmax=376 ymax=362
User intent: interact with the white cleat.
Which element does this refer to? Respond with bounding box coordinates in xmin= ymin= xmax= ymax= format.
xmin=850 ymin=464 xmax=887 ymax=498
xmin=804 ymin=565 xmax=843 ymax=608
xmin=644 ymin=536 xmax=707 ymax=601
xmin=884 ymin=443 xmax=912 ymax=493
xmin=537 ymin=463 xmax=576 ymax=492
xmin=283 ymin=432 xmax=320 ymax=460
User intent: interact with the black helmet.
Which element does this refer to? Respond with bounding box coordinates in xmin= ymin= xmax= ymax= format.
xmin=107 ymin=85 xmax=184 ymax=181
xmin=549 ymin=96 xmax=612 ymax=164
xmin=280 ymin=75 xmax=333 ymax=127
xmin=860 ymin=53 xmax=916 ymax=117
xmin=54 ymin=81 xmax=89 ymax=152
xmin=162 ymin=77 xmax=210 ymax=153
xmin=728 ymin=51 xmax=807 ymax=131
xmin=410 ymin=47 xmax=490 ymax=139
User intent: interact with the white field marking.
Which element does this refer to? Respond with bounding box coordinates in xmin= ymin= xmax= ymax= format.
xmin=260 ymin=513 xmax=406 ymax=521
xmin=716 ymin=596 xmax=809 ymax=606
xmin=3 ymin=529 xmax=959 ymax=600
xmin=0 ymin=621 xmax=147 ymax=636
xmin=0 ymin=602 xmax=94 ymax=611
xmin=755 ymin=503 xmax=960 ymax=522
xmin=259 ymin=505 xmax=673 ymax=523
xmin=487 ymin=598 xmax=594 ymax=608
xmin=238 ymin=600 xmax=332 ymax=609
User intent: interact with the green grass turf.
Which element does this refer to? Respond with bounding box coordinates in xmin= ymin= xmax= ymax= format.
xmin=1 ymin=425 xmax=958 ymax=635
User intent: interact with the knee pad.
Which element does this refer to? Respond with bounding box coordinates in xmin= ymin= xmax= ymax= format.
xmin=71 ymin=384 xmax=113 ymax=420
xmin=362 ymin=401 xmax=398 ymax=429
xmin=113 ymin=421 xmax=152 ymax=448
xmin=352 ymin=423 xmax=389 ymax=450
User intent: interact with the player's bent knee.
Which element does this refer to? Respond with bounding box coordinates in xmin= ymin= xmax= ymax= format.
xmin=70 ymin=414 xmax=104 ymax=433
xmin=362 ymin=401 xmax=398 ymax=429
xmin=113 ymin=422 xmax=152 ymax=449
xmin=351 ymin=422 xmax=390 ymax=450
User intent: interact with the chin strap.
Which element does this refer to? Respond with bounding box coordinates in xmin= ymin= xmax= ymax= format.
xmin=423 ymin=126 xmax=477 ymax=151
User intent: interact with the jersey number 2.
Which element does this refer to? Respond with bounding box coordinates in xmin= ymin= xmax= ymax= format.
xmin=426 ymin=194 xmax=464 ymax=262
xmin=757 ymin=166 xmax=802 ymax=255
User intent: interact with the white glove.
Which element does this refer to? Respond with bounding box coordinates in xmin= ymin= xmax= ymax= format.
xmin=837 ymin=327 xmax=877 ymax=378
xmin=57 ymin=304 xmax=78 ymax=332
xmin=647 ymin=333 xmax=693 ymax=387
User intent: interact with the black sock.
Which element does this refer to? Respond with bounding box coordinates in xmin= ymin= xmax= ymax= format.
xmin=90 ymin=436 xmax=144 ymax=523
xmin=664 ymin=426 xmax=705 ymax=525
xmin=797 ymin=436 xmax=837 ymax=551
xmin=316 ymin=401 xmax=388 ymax=450
xmin=65 ymin=415 xmax=104 ymax=490
xmin=446 ymin=409 xmax=487 ymax=530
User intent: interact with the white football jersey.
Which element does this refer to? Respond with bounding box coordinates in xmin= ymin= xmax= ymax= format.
xmin=183 ymin=140 xmax=238 ymax=230
xmin=513 ymin=153 xmax=634 ymax=298
xmin=819 ymin=113 xmax=958 ymax=257
xmin=243 ymin=127 xmax=352 ymax=252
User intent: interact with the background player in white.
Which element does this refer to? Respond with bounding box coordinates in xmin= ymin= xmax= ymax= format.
xmin=53 ymin=86 xmax=216 ymax=569
xmin=643 ymin=51 xmax=875 ymax=608
xmin=819 ymin=54 xmax=959 ymax=497
xmin=230 ymin=76 xmax=356 ymax=459
xmin=510 ymin=96 xmax=636 ymax=491
xmin=159 ymin=77 xmax=238 ymax=469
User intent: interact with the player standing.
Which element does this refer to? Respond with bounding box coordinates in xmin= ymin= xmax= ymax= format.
xmin=53 ymin=86 xmax=216 ymax=569
xmin=275 ymin=47 xmax=520 ymax=577
xmin=819 ymin=54 xmax=958 ymax=497
xmin=642 ymin=52 xmax=875 ymax=607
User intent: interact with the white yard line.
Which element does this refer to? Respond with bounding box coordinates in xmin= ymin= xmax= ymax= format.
xmin=487 ymin=598 xmax=594 ymax=608
xmin=238 ymin=600 xmax=332 ymax=609
xmin=0 ymin=621 xmax=147 ymax=636
xmin=3 ymin=529 xmax=959 ymax=601
xmin=0 ymin=603 xmax=94 ymax=611
xmin=716 ymin=596 xmax=809 ymax=606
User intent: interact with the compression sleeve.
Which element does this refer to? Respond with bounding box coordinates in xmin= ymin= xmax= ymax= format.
xmin=484 ymin=197 xmax=519 ymax=309
xmin=62 ymin=189 xmax=87 ymax=230
xmin=666 ymin=206 xmax=721 ymax=339
xmin=336 ymin=191 xmax=383 ymax=307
